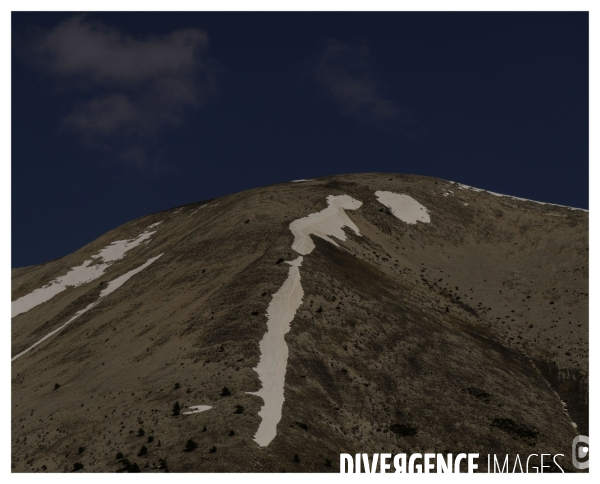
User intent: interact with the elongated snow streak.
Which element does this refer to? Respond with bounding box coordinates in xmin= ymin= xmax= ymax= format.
xmin=290 ymin=179 xmax=314 ymax=183
xmin=247 ymin=256 xmax=304 ymax=446
xmin=375 ymin=191 xmax=431 ymax=224
xmin=183 ymin=405 xmax=212 ymax=415
xmin=289 ymin=195 xmax=363 ymax=255
xmin=450 ymin=182 xmax=588 ymax=212
xmin=11 ymin=224 xmax=161 ymax=318
xmin=249 ymin=194 xmax=363 ymax=447
xmin=11 ymin=254 xmax=163 ymax=362
xmin=189 ymin=205 xmax=207 ymax=216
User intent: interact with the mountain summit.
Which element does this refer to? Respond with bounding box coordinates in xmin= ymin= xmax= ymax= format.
xmin=11 ymin=173 xmax=588 ymax=472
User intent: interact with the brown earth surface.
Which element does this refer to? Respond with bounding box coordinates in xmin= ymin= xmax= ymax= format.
xmin=11 ymin=173 xmax=588 ymax=472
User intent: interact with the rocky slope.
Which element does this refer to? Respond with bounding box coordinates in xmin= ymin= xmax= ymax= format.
xmin=11 ymin=173 xmax=588 ymax=472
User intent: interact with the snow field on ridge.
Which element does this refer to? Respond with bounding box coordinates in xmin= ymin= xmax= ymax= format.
xmin=12 ymin=224 xmax=161 ymax=318
xmin=11 ymin=254 xmax=164 ymax=362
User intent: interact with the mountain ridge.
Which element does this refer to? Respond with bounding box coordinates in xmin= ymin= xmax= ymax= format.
xmin=12 ymin=172 xmax=588 ymax=472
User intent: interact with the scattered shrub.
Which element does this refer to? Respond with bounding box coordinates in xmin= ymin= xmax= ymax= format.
xmin=390 ymin=423 xmax=417 ymax=437
xmin=209 ymin=446 xmax=217 ymax=453
xmin=185 ymin=439 xmax=198 ymax=452
xmin=229 ymin=430 xmax=235 ymax=436
xmin=174 ymin=383 xmax=181 ymax=389
xmin=73 ymin=462 xmax=83 ymax=471
xmin=325 ymin=458 xmax=332 ymax=467
xmin=116 ymin=452 xmax=123 ymax=459
xmin=138 ymin=428 xmax=145 ymax=437
xmin=172 ymin=402 xmax=181 ymax=416
xmin=490 ymin=418 xmax=537 ymax=440
xmin=464 ymin=387 xmax=491 ymax=403
xmin=293 ymin=453 xmax=300 ymax=463
xmin=147 ymin=436 xmax=154 ymax=443
xmin=78 ymin=446 xmax=85 ymax=455
xmin=202 ymin=426 xmax=207 ymax=432
xmin=54 ymin=383 xmax=60 ymax=390
xmin=220 ymin=387 xmax=231 ymax=397
xmin=118 ymin=460 xmax=141 ymax=473
xmin=234 ymin=405 xmax=244 ymax=414
xmin=138 ymin=446 xmax=147 ymax=456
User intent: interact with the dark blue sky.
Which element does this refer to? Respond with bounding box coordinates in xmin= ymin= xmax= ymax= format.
xmin=12 ymin=12 xmax=588 ymax=268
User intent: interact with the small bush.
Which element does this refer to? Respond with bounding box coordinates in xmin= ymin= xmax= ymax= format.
xmin=116 ymin=452 xmax=123 ymax=459
xmin=138 ymin=428 xmax=145 ymax=437
xmin=390 ymin=423 xmax=417 ymax=437
xmin=293 ymin=453 xmax=300 ymax=463
xmin=147 ymin=436 xmax=154 ymax=443
xmin=490 ymin=418 xmax=537 ymax=440
xmin=78 ymin=446 xmax=85 ymax=455
xmin=185 ymin=439 xmax=198 ymax=452
xmin=172 ymin=402 xmax=181 ymax=416
xmin=229 ymin=430 xmax=235 ymax=436
xmin=234 ymin=405 xmax=244 ymax=414
xmin=138 ymin=446 xmax=147 ymax=456
xmin=54 ymin=383 xmax=60 ymax=390
xmin=202 ymin=426 xmax=207 ymax=432
xmin=209 ymin=446 xmax=217 ymax=453
xmin=220 ymin=387 xmax=231 ymax=397
xmin=158 ymin=458 xmax=168 ymax=470
xmin=174 ymin=382 xmax=181 ymax=389
xmin=325 ymin=458 xmax=332 ymax=467
xmin=73 ymin=462 xmax=83 ymax=471
xmin=118 ymin=460 xmax=140 ymax=473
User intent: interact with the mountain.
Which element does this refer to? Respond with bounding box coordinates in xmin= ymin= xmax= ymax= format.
xmin=11 ymin=173 xmax=588 ymax=473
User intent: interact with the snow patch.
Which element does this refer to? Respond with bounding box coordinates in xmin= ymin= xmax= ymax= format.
xmin=450 ymin=182 xmax=588 ymax=212
xmin=183 ymin=405 xmax=212 ymax=415
xmin=189 ymin=205 xmax=207 ymax=216
xmin=247 ymin=256 xmax=304 ymax=446
xmin=375 ymin=191 xmax=431 ymax=224
xmin=11 ymin=254 xmax=163 ymax=362
xmin=289 ymin=195 xmax=363 ymax=255
xmin=290 ymin=179 xmax=314 ymax=183
xmin=250 ymin=195 xmax=362 ymax=447
xmin=12 ymin=227 xmax=160 ymax=318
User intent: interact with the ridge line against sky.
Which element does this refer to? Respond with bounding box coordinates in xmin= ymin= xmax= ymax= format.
xmin=11 ymin=10 xmax=589 ymax=267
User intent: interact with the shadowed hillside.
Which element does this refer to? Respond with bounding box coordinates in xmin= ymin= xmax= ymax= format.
xmin=12 ymin=173 xmax=588 ymax=472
